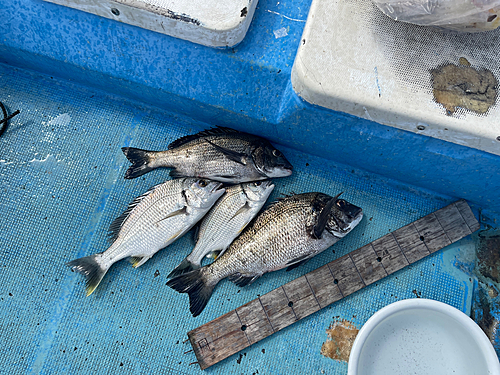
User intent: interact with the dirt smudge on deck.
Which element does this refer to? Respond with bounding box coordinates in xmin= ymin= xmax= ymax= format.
xmin=320 ymin=318 xmax=359 ymax=362
xmin=431 ymin=60 xmax=497 ymax=115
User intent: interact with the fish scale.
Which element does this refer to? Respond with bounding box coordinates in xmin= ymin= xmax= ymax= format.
xmin=168 ymin=180 xmax=275 ymax=278
xmin=167 ymin=192 xmax=363 ymax=317
xmin=122 ymin=127 xmax=293 ymax=183
xmin=68 ymin=177 xmax=225 ymax=296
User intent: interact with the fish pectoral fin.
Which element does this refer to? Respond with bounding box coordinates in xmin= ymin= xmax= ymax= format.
xmin=312 ymin=197 xmax=336 ymax=239
xmin=285 ymin=254 xmax=313 ymax=272
xmin=156 ymin=207 xmax=187 ymax=226
xmin=228 ymin=272 xmax=260 ymax=287
xmin=130 ymin=256 xmax=151 ymax=268
xmin=205 ymin=139 xmax=247 ymax=165
xmin=229 ymin=202 xmax=250 ymax=222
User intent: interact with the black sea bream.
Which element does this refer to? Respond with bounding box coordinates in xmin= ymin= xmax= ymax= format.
xmin=122 ymin=127 xmax=293 ymax=183
xmin=167 ymin=192 xmax=363 ymax=317
xmin=168 ymin=180 xmax=275 ymax=278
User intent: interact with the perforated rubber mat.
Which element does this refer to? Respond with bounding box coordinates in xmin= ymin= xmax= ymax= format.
xmin=0 ymin=64 xmax=475 ymax=374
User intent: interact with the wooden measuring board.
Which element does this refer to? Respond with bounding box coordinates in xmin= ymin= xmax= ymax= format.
xmin=187 ymin=200 xmax=480 ymax=369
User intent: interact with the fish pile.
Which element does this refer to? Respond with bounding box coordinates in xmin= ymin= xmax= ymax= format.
xmin=68 ymin=126 xmax=363 ymax=318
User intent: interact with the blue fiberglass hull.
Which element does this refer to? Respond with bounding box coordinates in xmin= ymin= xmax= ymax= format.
xmin=0 ymin=0 xmax=499 ymax=374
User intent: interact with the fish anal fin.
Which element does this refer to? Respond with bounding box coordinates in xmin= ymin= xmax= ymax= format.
xmin=130 ymin=256 xmax=150 ymax=268
xmin=228 ymin=272 xmax=260 ymax=287
xmin=206 ymin=250 xmax=222 ymax=260
xmin=169 ymin=169 xmax=188 ymax=179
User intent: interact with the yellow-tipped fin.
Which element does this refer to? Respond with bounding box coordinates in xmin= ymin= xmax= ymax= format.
xmin=67 ymin=255 xmax=107 ymax=297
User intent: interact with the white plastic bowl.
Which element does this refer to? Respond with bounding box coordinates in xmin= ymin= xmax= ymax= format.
xmin=348 ymin=299 xmax=500 ymax=375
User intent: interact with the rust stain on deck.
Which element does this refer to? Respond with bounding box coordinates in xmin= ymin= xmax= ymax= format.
xmin=320 ymin=318 xmax=359 ymax=362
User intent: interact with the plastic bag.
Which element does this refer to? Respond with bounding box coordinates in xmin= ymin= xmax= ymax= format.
xmin=372 ymin=0 xmax=500 ymax=32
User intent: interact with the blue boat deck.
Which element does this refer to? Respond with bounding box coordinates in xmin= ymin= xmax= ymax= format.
xmin=1 ymin=0 xmax=499 ymax=373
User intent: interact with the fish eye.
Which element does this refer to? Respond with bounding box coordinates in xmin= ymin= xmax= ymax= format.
xmin=254 ymin=181 xmax=262 ymax=186
xmin=198 ymin=179 xmax=208 ymax=187
xmin=337 ymin=199 xmax=346 ymax=207
xmin=272 ymin=149 xmax=282 ymax=157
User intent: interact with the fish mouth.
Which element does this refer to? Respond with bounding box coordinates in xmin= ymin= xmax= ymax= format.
xmin=260 ymin=180 xmax=275 ymax=189
xmin=213 ymin=182 xmax=225 ymax=193
xmin=264 ymin=166 xmax=293 ymax=178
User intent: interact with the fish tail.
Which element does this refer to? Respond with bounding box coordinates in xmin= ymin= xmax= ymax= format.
xmin=167 ymin=258 xmax=199 ymax=279
xmin=122 ymin=147 xmax=157 ymax=179
xmin=166 ymin=268 xmax=216 ymax=317
xmin=67 ymin=255 xmax=108 ymax=296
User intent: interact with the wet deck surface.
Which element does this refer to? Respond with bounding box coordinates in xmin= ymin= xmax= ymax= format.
xmin=0 ymin=64 xmax=478 ymax=374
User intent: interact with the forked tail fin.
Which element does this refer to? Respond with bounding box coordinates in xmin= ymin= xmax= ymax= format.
xmin=121 ymin=147 xmax=155 ymax=179
xmin=67 ymin=255 xmax=107 ymax=296
xmin=166 ymin=268 xmax=216 ymax=317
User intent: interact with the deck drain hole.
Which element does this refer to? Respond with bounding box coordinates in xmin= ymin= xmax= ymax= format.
xmin=376 ymin=257 xmax=382 ymax=262
xmin=111 ymin=8 xmax=120 ymax=16
xmin=420 ymin=236 xmax=425 ymax=241
xmin=241 ymin=325 xmax=247 ymax=331
xmin=334 ymin=279 xmax=339 ymax=284
xmin=288 ymin=301 xmax=294 ymax=307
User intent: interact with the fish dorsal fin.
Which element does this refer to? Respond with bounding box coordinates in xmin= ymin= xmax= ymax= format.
xmin=312 ymin=197 xmax=336 ymax=239
xmin=168 ymin=126 xmax=244 ymax=150
xmin=107 ymin=185 xmax=159 ymax=243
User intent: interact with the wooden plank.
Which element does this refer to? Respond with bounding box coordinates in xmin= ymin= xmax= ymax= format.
xmin=188 ymin=200 xmax=480 ymax=369
xmin=305 ymin=265 xmax=343 ymax=308
xmin=236 ymin=299 xmax=274 ymax=345
xmin=328 ymin=254 xmax=365 ymax=297
xmin=282 ymin=276 xmax=321 ymax=320
xmin=393 ymin=223 xmax=430 ymax=264
xmin=371 ymin=234 xmax=409 ymax=275
xmin=455 ymin=199 xmax=481 ymax=232
xmin=350 ymin=244 xmax=388 ymax=285
xmin=414 ymin=213 xmax=451 ymax=253
xmin=259 ymin=287 xmax=296 ymax=332
xmin=434 ymin=203 xmax=472 ymax=243
xmin=188 ymin=310 xmax=249 ymax=370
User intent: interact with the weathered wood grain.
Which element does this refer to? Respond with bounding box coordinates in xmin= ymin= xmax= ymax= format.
xmin=371 ymin=234 xmax=409 ymax=275
xmin=188 ymin=200 xmax=479 ymax=370
xmin=455 ymin=200 xmax=481 ymax=232
xmin=434 ymin=203 xmax=471 ymax=243
xmin=393 ymin=223 xmax=431 ymax=263
xmin=350 ymin=244 xmax=388 ymax=285
xmin=414 ymin=213 xmax=451 ymax=253
xmin=305 ymin=265 xmax=343 ymax=308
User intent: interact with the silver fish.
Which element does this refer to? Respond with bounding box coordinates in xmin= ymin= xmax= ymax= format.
xmin=168 ymin=180 xmax=275 ymax=278
xmin=122 ymin=126 xmax=293 ymax=183
xmin=167 ymin=192 xmax=363 ymax=317
xmin=68 ymin=178 xmax=225 ymax=296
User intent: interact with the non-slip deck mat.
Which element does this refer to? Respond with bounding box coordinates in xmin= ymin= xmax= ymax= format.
xmin=0 ymin=64 xmax=475 ymax=374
